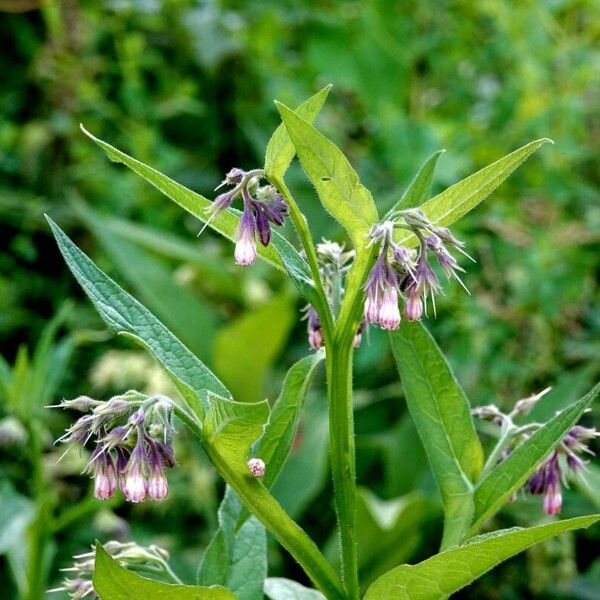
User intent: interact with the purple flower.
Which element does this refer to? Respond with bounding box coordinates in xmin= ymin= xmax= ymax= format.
xmin=364 ymin=255 xmax=401 ymax=330
xmin=378 ymin=288 xmax=401 ymax=330
xmin=261 ymin=195 xmax=288 ymax=225
xmin=305 ymin=306 xmax=323 ymax=350
xmin=234 ymin=205 xmax=258 ymax=266
xmin=146 ymin=441 xmax=169 ymax=501
xmin=89 ymin=449 xmax=117 ymax=500
xmin=254 ymin=205 xmax=271 ymax=246
xmin=402 ymin=252 xmax=439 ymax=319
xmin=121 ymin=437 xmax=147 ymax=503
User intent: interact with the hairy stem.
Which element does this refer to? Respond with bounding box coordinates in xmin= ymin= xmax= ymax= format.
xmin=173 ymin=406 xmax=346 ymax=600
xmin=326 ymin=341 xmax=359 ymax=600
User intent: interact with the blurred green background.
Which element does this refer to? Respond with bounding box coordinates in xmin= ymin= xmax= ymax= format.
xmin=1 ymin=1 xmax=599 ymax=598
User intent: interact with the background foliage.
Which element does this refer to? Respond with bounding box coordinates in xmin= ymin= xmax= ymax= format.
xmin=1 ymin=1 xmax=599 ymax=598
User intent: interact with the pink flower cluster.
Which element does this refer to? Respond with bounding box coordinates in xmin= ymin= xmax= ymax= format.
xmin=52 ymin=394 xmax=176 ymax=503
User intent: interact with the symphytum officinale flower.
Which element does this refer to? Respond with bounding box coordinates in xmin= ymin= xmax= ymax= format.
xmin=50 ymin=392 xmax=177 ymax=503
xmin=200 ymin=167 xmax=288 ymax=266
xmin=473 ymin=388 xmax=600 ymax=515
xmin=363 ymin=209 xmax=473 ymax=330
xmin=48 ymin=541 xmax=174 ymax=599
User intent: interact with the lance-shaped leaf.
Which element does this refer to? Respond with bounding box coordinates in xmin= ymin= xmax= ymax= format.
xmin=390 ymin=321 xmax=484 ymax=548
xmin=276 ymin=102 xmax=378 ymax=247
xmin=46 ymin=217 xmax=230 ymax=407
xmin=264 ymin=578 xmax=326 ymax=600
xmin=395 ymin=138 xmax=552 ymax=247
xmin=198 ymin=489 xmax=267 ymax=600
xmin=80 ymin=126 xmax=318 ymax=306
xmin=389 ymin=149 xmax=445 ymax=213
xmin=265 ymin=86 xmax=331 ymax=180
xmin=471 ymin=381 xmax=600 ymax=532
xmin=93 ymin=542 xmax=234 ymax=600
xmin=255 ymin=350 xmax=324 ymax=488
xmin=364 ymin=515 xmax=600 ymax=600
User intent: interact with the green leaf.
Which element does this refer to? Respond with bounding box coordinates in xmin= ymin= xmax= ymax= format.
xmin=390 ymin=150 xmax=445 ymax=212
xmin=46 ymin=217 xmax=230 ymax=407
xmin=264 ymin=578 xmax=326 ymax=600
xmin=198 ymin=489 xmax=267 ymax=600
xmin=471 ymin=381 xmax=600 ymax=532
xmin=275 ymin=102 xmax=378 ymax=247
xmin=390 ymin=321 xmax=484 ymax=547
xmin=395 ymin=139 xmax=552 ymax=246
xmin=265 ymin=86 xmax=331 ymax=180
xmin=203 ymin=393 xmax=270 ymax=471
xmin=80 ymin=206 xmax=218 ymax=362
xmin=93 ymin=542 xmax=234 ymax=600
xmin=80 ymin=125 xmax=317 ymax=306
xmin=255 ymin=351 xmax=324 ymax=489
xmin=364 ymin=515 xmax=600 ymax=600
xmin=214 ymin=295 xmax=295 ymax=404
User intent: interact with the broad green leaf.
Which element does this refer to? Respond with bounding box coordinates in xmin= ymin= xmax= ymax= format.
xmin=264 ymin=578 xmax=326 ymax=600
xmin=471 ymin=381 xmax=600 ymax=531
xmin=255 ymin=351 xmax=324 ymax=488
xmin=395 ymin=139 xmax=552 ymax=247
xmin=265 ymin=85 xmax=331 ymax=180
xmin=80 ymin=206 xmax=218 ymax=362
xmin=390 ymin=321 xmax=484 ymax=547
xmin=46 ymin=217 xmax=230 ymax=406
xmin=364 ymin=515 xmax=600 ymax=600
xmin=203 ymin=392 xmax=270 ymax=471
xmin=93 ymin=542 xmax=234 ymax=600
xmin=198 ymin=489 xmax=267 ymax=600
xmin=214 ymin=295 xmax=294 ymax=403
xmin=276 ymin=102 xmax=378 ymax=247
xmin=80 ymin=126 xmax=318 ymax=306
xmin=390 ymin=149 xmax=445 ymax=212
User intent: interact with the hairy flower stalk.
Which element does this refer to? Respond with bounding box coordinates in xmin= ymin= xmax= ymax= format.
xmin=473 ymin=389 xmax=600 ymax=515
xmin=362 ymin=209 xmax=470 ymax=330
xmin=51 ymin=392 xmax=177 ymax=503
xmin=49 ymin=541 xmax=178 ymax=598
xmin=203 ymin=167 xmax=288 ymax=265
xmin=301 ymin=241 xmax=363 ymax=350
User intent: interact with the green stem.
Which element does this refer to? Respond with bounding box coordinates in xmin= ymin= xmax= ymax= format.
xmin=481 ymin=426 xmax=516 ymax=478
xmin=326 ymin=341 xmax=359 ymax=600
xmin=271 ymin=176 xmax=334 ymax=339
xmin=173 ymin=407 xmax=346 ymax=600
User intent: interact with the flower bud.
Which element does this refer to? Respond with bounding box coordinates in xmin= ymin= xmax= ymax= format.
xmin=247 ymin=458 xmax=265 ymax=478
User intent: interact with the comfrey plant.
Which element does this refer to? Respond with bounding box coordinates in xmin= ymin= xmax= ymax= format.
xmin=47 ymin=87 xmax=600 ymax=600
